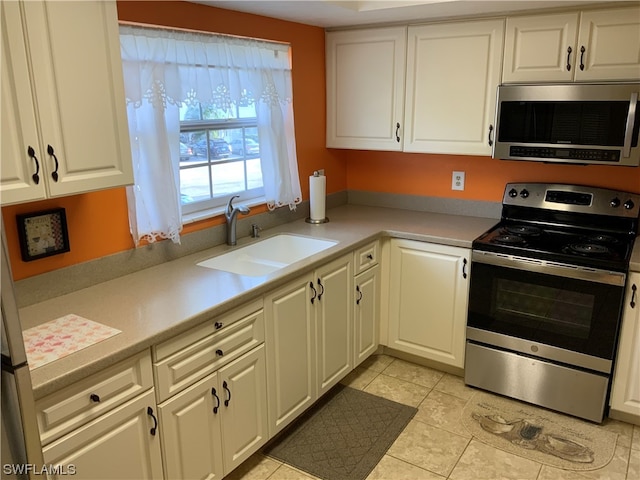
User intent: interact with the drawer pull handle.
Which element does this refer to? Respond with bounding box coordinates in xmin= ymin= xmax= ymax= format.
xmin=317 ymin=278 xmax=324 ymax=301
xmin=147 ymin=406 xmax=158 ymax=436
xmin=356 ymin=285 xmax=363 ymax=305
xmin=310 ymin=281 xmax=317 ymax=304
xmin=211 ymin=387 xmax=220 ymax=414
xmin=27 ymin=146 xmax=40 ymax=184
xmin=366 ymin=254 xmax=373 ymax=260
xmin=216 ymin=349 xmax=224 ymax=357
xmin=223 ymin=381 xmax=231 ymax=407
xmin=214 ymin=321 xmax=223 ymax=329
xmin=89 ymin=393 xmax=100 ymax=403
xmin=462 ymin=258 xmax=468 ymax=279
xmin=47 ymin=144 xmax=59 ymax=182
xmin=631 ymin=284 xmax=637 ymax=308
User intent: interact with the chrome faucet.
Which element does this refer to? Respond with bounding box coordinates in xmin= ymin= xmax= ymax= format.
xmin=225 ymin=195 xmax=250 ymax=246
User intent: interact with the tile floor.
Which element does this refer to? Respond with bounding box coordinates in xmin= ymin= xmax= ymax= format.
xmin=227 ymin=354 xmax=640 ymax=480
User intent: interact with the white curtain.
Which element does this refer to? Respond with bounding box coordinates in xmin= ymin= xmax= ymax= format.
xmin=119 ymin=25 xmax=302 ymax=245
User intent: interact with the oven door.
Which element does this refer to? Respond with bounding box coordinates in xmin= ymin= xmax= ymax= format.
xmin=468 ymin=251 xmax=626 ymax=374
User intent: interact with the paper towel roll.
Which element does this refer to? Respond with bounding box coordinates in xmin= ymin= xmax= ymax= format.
xmin=309 ymin=173 xmax=326 ymax=221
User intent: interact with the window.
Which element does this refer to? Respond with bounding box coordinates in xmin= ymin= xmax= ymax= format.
xmin=120 ymin=25 xmax=302 ymax=245
xmin=179 ymin=100 xmax=263 ymax=215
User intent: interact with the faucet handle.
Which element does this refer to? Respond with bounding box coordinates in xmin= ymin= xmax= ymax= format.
xmin=226 ymin=195 xmax=240 ymax=215
xmin=251 ymin=224 xmax=261 ymax=238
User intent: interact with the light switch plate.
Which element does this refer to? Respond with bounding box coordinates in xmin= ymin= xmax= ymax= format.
xmin=452 ymin=171 xmax=465 ymax=191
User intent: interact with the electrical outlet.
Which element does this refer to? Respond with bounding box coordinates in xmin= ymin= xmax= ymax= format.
xmin=452 ymin=171 xmax=465 ymax=191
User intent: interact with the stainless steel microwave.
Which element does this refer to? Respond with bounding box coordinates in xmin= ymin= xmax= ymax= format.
xmin=492 ymin=83 xmax=640 ymax=166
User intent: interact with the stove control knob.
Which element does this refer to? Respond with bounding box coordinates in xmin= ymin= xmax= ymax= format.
xmin=610 ymin=197 xmax=621 ymax=208
xmin=520 ymin=189 xmax=529 ymax=199
xmin=624 ymin=199 xmax=635 ymax=210
xmin=508 ymin=188 xmax=518 ymax=198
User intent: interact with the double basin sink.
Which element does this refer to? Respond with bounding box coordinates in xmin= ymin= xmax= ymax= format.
xmin=197 ymin=234 xmax=337 ymax=276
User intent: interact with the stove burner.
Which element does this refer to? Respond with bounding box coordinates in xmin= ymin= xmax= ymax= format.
xmin=566 ymin=243 xmax=612 ymax=256
xmin=492 ymin=234 xmax=526 ymax=246
xmin=586 ymin=234 xmax=619 ymax=245
xmin=504 ymin=225 xmax=542 ymax=237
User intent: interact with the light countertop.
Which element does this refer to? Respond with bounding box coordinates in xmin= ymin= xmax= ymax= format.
xmin=18 ymin=203 xmax=639 ymax=399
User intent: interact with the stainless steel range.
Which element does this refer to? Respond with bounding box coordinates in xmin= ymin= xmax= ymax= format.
xmin=465 ymin=183 xmax=640 ymax=423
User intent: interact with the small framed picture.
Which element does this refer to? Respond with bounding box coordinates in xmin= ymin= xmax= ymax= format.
xmin=16 ymin=208 xmax=70 ymax=262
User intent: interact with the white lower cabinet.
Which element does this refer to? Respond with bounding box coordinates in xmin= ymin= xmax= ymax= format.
xmin=42 ymin=389 xmax=163 ymax=479
xmin=610 ymin=272 xmax=640 ymax=422
xmin=387 ymin=239 xmax=470 ymax=368
xmin=159 ymin=345 xmax=268 ymax=479
xmin=36 ymin=351 xmax=162 ymax=479
xmin=265 ymin=254 xmax=353 ymax=436
xmin=354 ymin=249 xmax=380 ymax=368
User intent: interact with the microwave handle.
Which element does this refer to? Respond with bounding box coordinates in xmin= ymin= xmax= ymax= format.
xmin=623 ymin=92 xmax=638 ymax=158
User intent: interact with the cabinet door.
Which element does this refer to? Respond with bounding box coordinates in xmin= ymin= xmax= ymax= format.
xmin=610 ymin=273 xmax=640 ymax=420
xmin=576 ymin=7 xmax=640 ymax=82
xmin=354 ymin=265 xmax=380 ymax=367
xmin=21 ymin=0 xmax=132 ymax=198
xmin=502 ymin=13 xmax=579 ymax=83
xmin=326 ymin=27 xmax=406 ymax=151
xmin=388 ymin=240 xmax=470 ymax=368
xmin=403 ymin=19 xmax=504 ymax=156
xmin=159 ymin=373 xmax=224 ymax=480
xmin=42 ymin=390 xmax=163 ymax=479
xmin=219 ymin=345 xmax=268 ymax=473
xmin=316 ymin=255 xmax=353 ymax=396
xmin=265 ymin=273 xmax=316 ymax=436
xmin=0 ymin=1 xmax=47 ymax=204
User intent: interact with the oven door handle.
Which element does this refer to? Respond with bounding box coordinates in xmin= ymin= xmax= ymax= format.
xmin=472 ymin=250 xmax=626 ymax=287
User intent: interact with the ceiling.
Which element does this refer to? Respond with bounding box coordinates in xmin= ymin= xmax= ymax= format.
xmin=192 ymin=0 xmax=621 ymax=28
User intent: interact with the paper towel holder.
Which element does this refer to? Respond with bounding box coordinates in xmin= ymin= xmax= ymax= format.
xmin=306 ymin=170 xmax=329 ymax=224
xmin=305 ymin=216 xmax=329 ymax=224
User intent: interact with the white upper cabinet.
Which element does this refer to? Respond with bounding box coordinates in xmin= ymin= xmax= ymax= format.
xmin=403 ymin=19 xmax=504 ymax=155
xmin=503 ymin=7 xmax=640 ymax=83
xmin=326 ymin=27 xmax=406 ymax=151
xmin=1 ymin=0 xmax=133 ymax=206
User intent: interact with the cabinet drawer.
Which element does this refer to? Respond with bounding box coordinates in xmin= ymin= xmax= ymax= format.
xmin=36 ymin=350 xmax=153 ymax=445
xmin=154 ymin=304 xmax=265 ymax=402
xmin=354 ymin=241 xmax=379 ymax=275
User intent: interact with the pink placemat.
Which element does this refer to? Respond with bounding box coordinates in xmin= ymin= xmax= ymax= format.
xmin=23 ymin=314 xmax=122 ymax=370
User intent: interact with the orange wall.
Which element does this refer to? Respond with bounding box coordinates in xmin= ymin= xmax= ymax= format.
xmin=340 ymin=151 xmax=640 ymax=201
xmin=3 ymin=1 xmax=640 ymax=281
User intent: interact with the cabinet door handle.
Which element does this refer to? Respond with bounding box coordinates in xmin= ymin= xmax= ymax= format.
xmin=631 ymin=284 xmax=637 ymax=308
xmin=89 ymin=393 xmax=100 ymax=403
xmin=211 ymin=387 xmax=220 ymax=414
xmin=395 ymin=123 xmax=400 ymax=142
xmin=356 ymin=285 xmax=363 ymax=305
xmin=47 ymin=145 xmax=59 ymax=182
xmin=310 ymin=281 xmax=317 ymax=304
xmin=27 ymin=146 xmax=40 ymax=185
xmin=566 ymin=46 xmax=572 ymax=71
xmin=462 ymin=258 xmax=468 ymax=279
xmin=366 ymin=253 xmax=374 ymax=260
xmin=223 ymin=380 xmax=231 ymax=407
xmin=579 ymin=46 xmax=585 ymax=71
xmin=317 ymin=278 xmax=324 ymax=301
xmin=487 ymin=124 xmax=494 ymax=147
xmin=214 ymin=321 xmax=223 ymax=330
xmin=147 ymin=406 xmax=158 ymax=436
